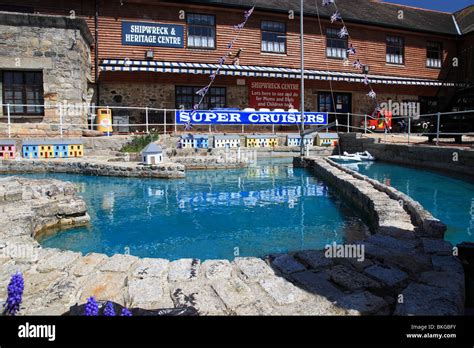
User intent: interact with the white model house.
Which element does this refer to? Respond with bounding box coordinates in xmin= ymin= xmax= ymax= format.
xmin=141 ymin=143 xmax=163 ymax=165
xmin=213 ymin=135 xmax=241 ymax=148
xmin=287 ymin=134 xmax=314 ymax=147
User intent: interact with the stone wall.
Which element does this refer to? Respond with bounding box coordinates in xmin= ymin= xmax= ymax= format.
xmin=0 ymin=12 xmax=93 ymax=135
xmin=0 ymin=159 xmax=185 ymax=179
xmin=294 ymin=156 xmax=465 ymax=315
xmin=339 ymin=134 xmax=474 ymax=178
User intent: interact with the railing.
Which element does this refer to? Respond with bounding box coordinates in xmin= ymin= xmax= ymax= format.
xmin=0 ymin=103 xmax=472 ymax=146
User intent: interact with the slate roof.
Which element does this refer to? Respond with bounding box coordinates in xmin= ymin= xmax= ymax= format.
xmin=172 ymin=0 xmax=461 ymax=36
xmin=214 ymin=135 xmax=241 ymax=140
xmin=141 ymin=143 xmax=163 ymax=154
xmin=287 ymin=133 xmax=313 ymax=139
xmin=0 ymin=140 xmax=16 ymax=146
xmin=455 ymin=5 xmax=474 ymax=34
xmin=317 ymin=133 xmax=339 ymax=139
xmin=22 ymin=139 xmax=83 ymax=146
xmin=247 ymin=134 xmax=278 ymax=139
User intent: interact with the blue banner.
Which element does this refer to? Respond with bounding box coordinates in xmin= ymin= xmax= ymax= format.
xmin=122 ymin=21 xmax=184 ymax=48
xmin=177 ymin=110 xmax=328 ymax=125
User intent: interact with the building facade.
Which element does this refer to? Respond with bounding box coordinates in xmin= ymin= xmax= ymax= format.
xmin=0 ymin=0 xmax=473 ymax=135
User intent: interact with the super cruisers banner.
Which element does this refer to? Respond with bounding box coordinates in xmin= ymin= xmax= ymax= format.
xmin=177 ymin=111 xmax=328 ymax=125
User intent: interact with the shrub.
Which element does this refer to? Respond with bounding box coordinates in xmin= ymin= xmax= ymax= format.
xmin=120 ymin=133 xmax=160 ymax=153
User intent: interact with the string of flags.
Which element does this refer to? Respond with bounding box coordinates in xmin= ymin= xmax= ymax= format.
xmin=192 ymin=6 xmax=255 ymax=113
xmin=323 ymin=0 xmax=379 ymax=103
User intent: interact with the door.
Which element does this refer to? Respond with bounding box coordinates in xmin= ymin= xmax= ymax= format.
xmin=151 ymin=156 xmax=156 ymax=165
xmin=318 ymin=92 xmax=352 ymax=126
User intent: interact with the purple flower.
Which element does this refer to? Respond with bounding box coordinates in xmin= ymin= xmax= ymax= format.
xmin=3 ymin=272 xmax=24 ymax=316
xmin=121 ymin=308 xmax=132 ymax=316
xmin=104 ymin=301 xmax=116 ymax=316
xmin=84 ymin=296 xmax=99 ymax=316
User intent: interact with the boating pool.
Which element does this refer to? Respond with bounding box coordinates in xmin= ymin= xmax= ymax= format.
xmin=16 ymin=158 xmax=368 ymax=260
xmin=351 ymin=161 xmax=474 ymax=245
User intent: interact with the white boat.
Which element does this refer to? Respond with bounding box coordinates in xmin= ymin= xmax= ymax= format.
xmin=328 ymin=154 xmax=362 ymax=163
xmin=344 ymin=151 xmax=375 ymax=161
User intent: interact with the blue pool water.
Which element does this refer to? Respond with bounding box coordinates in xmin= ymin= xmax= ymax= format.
xmin=352 ymin=161 xmax=474 ymax=245
xmin=21 ymin=159 xmax=367 ymax=260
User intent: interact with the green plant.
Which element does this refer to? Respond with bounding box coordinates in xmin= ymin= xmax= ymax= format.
xmin=120 ymin=133 xmax=160 ymax=153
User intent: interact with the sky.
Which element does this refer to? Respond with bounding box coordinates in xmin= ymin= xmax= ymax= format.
xmin=382 ymin=0 xmax=473 ymax=12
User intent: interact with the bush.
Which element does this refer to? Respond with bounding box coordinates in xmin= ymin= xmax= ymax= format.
xmin=120 ymin=133 xmax=160 ymax=153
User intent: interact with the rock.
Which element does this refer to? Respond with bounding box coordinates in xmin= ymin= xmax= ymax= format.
xmin=419 ymin=271 xmax=465 ymax=309
xmin=328 ymin=265 xmax=381 ymax=290
xmin=367 ymin=234 xmax=418 ymax=252
xmin=431 ymin=256 xmax=464 ymax=274
xmin=202 ymin=260 xmax=233 ymax=280
xmin=171 ymin=284 xmax=227 ymax=315
xmin=131 ymin=258 xmax=169 ymax=279
xmin=364 ymin=265 xmax=408 ymax=287
xmin=79 ymin=272 xmax=128 ymax=303
xmin=336 ymin=291 xmax=389 ymax=315
xmin=127 ymin=277 xmax=172 ymax=309
xmin=168 ymin=259 xmax=200 ymax=282
xmin=394 ymin=283 xmax=461 ymax=315
xmin=36 ymin=250 xmax=81 ymax=273
xmin=422 ymin=239 xmax=453 ymax=255
xmin=99 ymin=254 xmax=139 ymax=273
xmin=211 ymin=278 xmax=254 ymax=311
xmin=70 ymin=253 xmax=108 ymax=277
xmin=291 ymin=271 xmax=344 ymax=301
xmin=294 ymin=250 xmax=334 ymax=269
xmin=234 ymin=257 xmax=274 ymax=281
xmin=258 ymin=276 xmax=307 ymax=305
xmin=270 ymin=254 xmax=306 ymax=275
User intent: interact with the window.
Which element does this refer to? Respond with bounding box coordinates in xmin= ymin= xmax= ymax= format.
xmin=261 ymin=21 xmax=286 ymax=54
xmin=326 ymin=28 xmax=347 ymax=59
xmin=175 ymin=86 xmax=226 ymax=109
xmin=427 ymin=41 xmax=442 ymax=68
xmin=386 ymin=36 xmax=404 ymax=65
xmin=2 ymin=71 xmax=44 ymax=115
xmin=187 ymin=13 xmax=216 ymax=49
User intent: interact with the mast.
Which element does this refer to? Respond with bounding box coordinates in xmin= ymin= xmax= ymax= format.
xmin=299 ymin=0 xmax=305 ymax=156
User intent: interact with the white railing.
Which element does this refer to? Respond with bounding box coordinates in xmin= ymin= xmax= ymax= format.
xmin=0 ymin=103 xmax=472 ymax=146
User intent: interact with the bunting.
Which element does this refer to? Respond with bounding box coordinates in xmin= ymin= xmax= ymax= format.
xmin=191 ymin=5 xmax=256 ymax=116
xmin=324 ymin=0 xmax=380 ymax=108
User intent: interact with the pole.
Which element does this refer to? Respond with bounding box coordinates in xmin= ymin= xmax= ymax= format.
xmin=364 ymin=114 xmax=367 ymax=134
xmin=347 ymin=112 xmax=350 ymax=133
xmin=299 ymin=0 xmax=305 ymax=157
xmin=174 ymin=110 xmax=177 ymax=134
xmin=59 ymin=104 xmax=63 ymax=138
xmin=145 ymin=107 xmax=149 ymax=134
xmin=7 ymin=104 xmax=11 ymax=138
xmin=164 ymin=109 xmax=167 ymax=135
xmin=436 ymin=112 xmax=441 ymax=146
xmin=407 ymin=115 xmax=411 ymax=144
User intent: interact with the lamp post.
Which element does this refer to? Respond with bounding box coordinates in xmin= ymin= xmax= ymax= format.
xmin=299 ymin=0 xmax=305 ymax=157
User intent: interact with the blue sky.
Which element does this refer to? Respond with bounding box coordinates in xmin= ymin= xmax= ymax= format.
xmin=382 ymin=0 xmax=473 ymax=12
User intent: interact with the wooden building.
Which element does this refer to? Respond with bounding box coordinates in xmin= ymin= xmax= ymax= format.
xmin=0 ymin=0 xmax=473 ymax=130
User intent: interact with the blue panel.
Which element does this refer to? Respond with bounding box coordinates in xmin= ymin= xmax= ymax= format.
xmin=177 ymin=110 xmax=328 ymax=125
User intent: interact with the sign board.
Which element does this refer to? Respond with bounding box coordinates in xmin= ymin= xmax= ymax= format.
xmin=122 ymin=21 xmax=184 ymax=48
xmin=176 ymin=110 xmax=328 ymax=125
xmin=249 ymin=81 xmax=300 ymax=109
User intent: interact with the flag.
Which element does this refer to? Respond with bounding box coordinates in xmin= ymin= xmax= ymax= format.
xmin=244 ymin=6 xmax=255 ymax=21
xmin=234 ymin=22 xmax=245 ymax=30
xmin=331 ymin=11 xmax=341 ymax=23
xmin=367 ymin=90 xmax=377 ymax=99
xmin=322 ymin=0 xmax=334 ymax=6
xmin=352 ymin=59 xmax=363 ymax=69
xmin=184 ymin=121 xmax=193 ymax=131
xmin=196 ymin=86 xmax=209 ymax=96
xmin=363 ymin=75 xmax=369 ymax=85
xmin=347 ymin=44 xmax=356 ymax=55
xmin=338 ymin=26 xmax=348 ymax=38
xmin=218 ymin=56 xmax=226 ymax=65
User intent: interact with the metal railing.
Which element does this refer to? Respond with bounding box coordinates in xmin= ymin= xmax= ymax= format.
xmin=0 ymin=103 xmax=472 ymax=146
